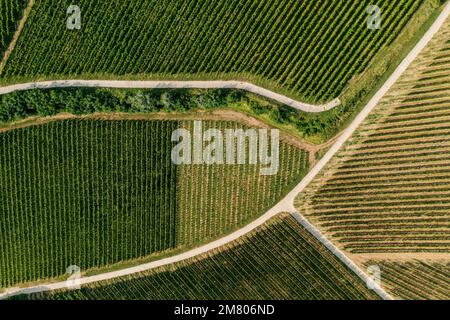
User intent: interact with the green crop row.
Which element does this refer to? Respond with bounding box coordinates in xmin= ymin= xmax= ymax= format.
xmin=2 ymin=0 xmax=422 ymax=104
xmin=0 ymin=118 xmax=308 ymax=288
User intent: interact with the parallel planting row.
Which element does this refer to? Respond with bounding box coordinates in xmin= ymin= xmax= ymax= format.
xmin=2 ymin=0 xmax=423 ymax=103
xmin=365 ymin=260 xmax=450 ymax=300
xmin=296 ymin=16 xmax=450 ymax=254
xmin=0 ymin=0 xmax=26 ymax=55
xmin=0 ymin=119 xmax=309 ymax=288
xmin=176 ymin=120 xmax=310 ymax=246
xmin=0 ymin=119 xmax=178 ymax=287
xmin=22 ymin=214 xmax=380 ymax=300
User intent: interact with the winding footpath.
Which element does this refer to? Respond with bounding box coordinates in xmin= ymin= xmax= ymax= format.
xmin=0 ymin=80 xmax=340 ymax=113
xmin=1 ymin=0 xmax=450 ymax=301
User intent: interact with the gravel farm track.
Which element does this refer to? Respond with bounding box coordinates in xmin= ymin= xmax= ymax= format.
xmin=1 ymin=0 xmax=450 ymax=301
xmin=0 ymin=80 xmax=341 ymax=112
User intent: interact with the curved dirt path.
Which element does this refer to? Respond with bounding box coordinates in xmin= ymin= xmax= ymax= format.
xmin=1 ymin=0 xmax=450 ymax=301
xmin=0 ymin=80 xmax=340 ymax=113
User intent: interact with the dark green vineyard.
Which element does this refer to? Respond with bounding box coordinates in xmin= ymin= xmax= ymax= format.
xmin=0 ymin=120 xmax=178 ymax=286
xmin=23 ymin=214 xmax=380 ymax=300
xmin=0 ymin=119 xmax=309 ymax=288
xmin=2 ymin=0 xmax=424 ymax=103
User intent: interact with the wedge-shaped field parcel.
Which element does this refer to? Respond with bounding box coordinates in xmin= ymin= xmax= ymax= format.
xmin=296 ymin=15 xmax=450 ymax=255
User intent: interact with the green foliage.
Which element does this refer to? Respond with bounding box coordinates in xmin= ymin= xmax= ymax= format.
xmin=27 ymin=215 xmax=380 ymax=300
xmin=3 ymin=0 xmax=423 ymax=104
xmin=0 ymin=119 xmax=309 ymax=288
xmin=0 ymin=0 xmax=26 ymax=55
xmin=0 ymin=87 xmax=347 ymax=140
xmin=0 ymin=88 xmax=244 ymax=123
xmin=1 ymin=61 xmax=444 ymax=144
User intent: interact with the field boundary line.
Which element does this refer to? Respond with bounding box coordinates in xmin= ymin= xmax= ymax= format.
xmin=281 ymin=0 xmax=450 ymax=207
xmin=289 ymin=212 xmax=393 ymax=300
xmin=0 ymin=204 xmax=288 ymax=299
xmin=1 ymin=0 xmax=449 ymax=300
xmin=279 ymin=0 xmax=450 ymax=301
xmin=0 ymin=0 xmax=35 ymax=72
xmin=0 ymin=80 xmax=340 ymax=113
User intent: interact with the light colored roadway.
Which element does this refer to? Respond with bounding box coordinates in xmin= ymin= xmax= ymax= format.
xmin=0 ymin=80 xmax=340 ymax=113
xmin=2 ymin=0 xmax=450 ymax=300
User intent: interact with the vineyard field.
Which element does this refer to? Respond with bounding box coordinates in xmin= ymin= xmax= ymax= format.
xmin=365 ymin=260 xmax=450 ymax=300
xmin=2 ymin=0 xmax=449 ymax=302
xmin=0 ymin=0 xmax=26 ymax=56
xmin=0 ymin=118 xmax=309 ymax=288
xmin=2 ymin=0 xmax=426 ymax=104
xmin=295 ymin=16 xmax=450 ymax=254
xmin=21 ymin=214 xmax=380 ymax=300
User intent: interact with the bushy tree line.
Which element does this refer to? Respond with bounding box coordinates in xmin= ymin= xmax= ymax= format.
xmin=0 ymin=87 xmax=338 ymax=139
xmin=0 ymin=0 xmax=27 ymax=55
